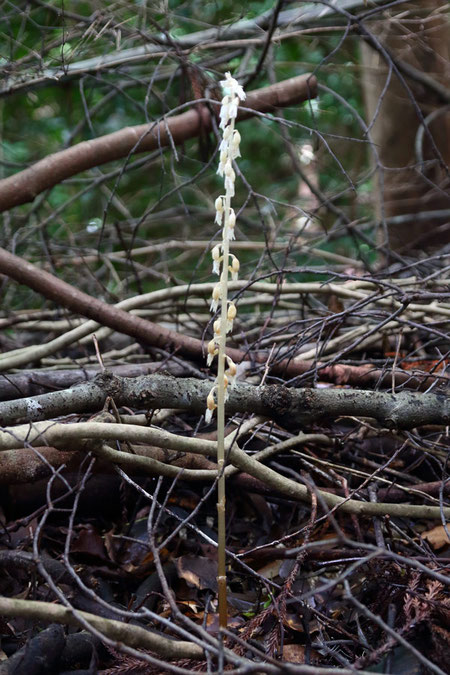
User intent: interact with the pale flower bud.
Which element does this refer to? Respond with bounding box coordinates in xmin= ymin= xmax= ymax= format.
xmin=226 ymin=356 xmax=237 ymax=377
xmin=227 ymin=208 xmax=235 ymax=228
xmin=226 ymin=302 xmax=237 ymax=333
xmin=223 ymin=124 xmax=233 ymax=141
xmin=219 ymin=95 xmax=231 ymax=129
xmin=205 ymin=388 xmax=217 ymax=423
xmin=212 ymin=245 xmax=221 ymax=274
xmin=227 ymin=303 xmax=237 ymax=321
xmin=227 ymin=223 xmax=236 ymax=241
xmin=213 ymin=319 xmax=221 ymax=335
xmin=217 ymin=157 xmax=226 ymax=178
xmin=217 ymin=145 xmax=229 ymax=176
xmin=207 ymin=339 xmax=218 ymax=366
xmin=230 ymin=130 xmax=241 ymax=159
xmin=228 ymin=98 xmax=238 ymax=120
xmin=225 ymin=176 xmax=235 ymax=197
xmin=215 ymin=196 xmax=224 ymax=224
xmin=229 ymin=255 xmax=240 ymax=280
xmin=225 ymin=356 xmax=237 ymax=386
xmin=210 ymin=283 xmax=221 ymax=312
xmin=224 ymin=166 xmax=235 ymax=196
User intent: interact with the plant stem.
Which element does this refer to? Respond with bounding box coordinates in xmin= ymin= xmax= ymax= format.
xmin=216 ymin=158 xmax=232 ymax=630
xmin=208 ymin=72 xmax=245 ymax=629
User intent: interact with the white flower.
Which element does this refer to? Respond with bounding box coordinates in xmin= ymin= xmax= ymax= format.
xmin=205 ymin=72 xmax=245 ymax=419
xmin=229 ymin=255 xmax=240 ymax=281
xmin=225 ymin=356 xmax=237 ymax=387
xmin=223 ymin=124 xmax=233 ymax=141
xmin=215 ymin=196 xmax=224 ymax=225
xmin=227 ymin=302 xmax=237 ymax=333
xmin=207 ymin=339 xmax=218 ymax=366
xmin=223 ymin=373 xmax=230 ymax=402
xmin=225 ymin=179 xmax=235 ymax=197
xmin=220 ymin=72 xmax=246 ymax=101
xmin=226 ymin=208 xmax=235 ymax=228
xmin=228 ymin=98 xmax=238 ymax=121
xmin=219 ymin=95 xmax=231 ymax=129
xmin=230 ymin=130 xmax=241 ymax=159
xmin=210 ymin=283 xmax=221 ymax=312
xmin=226 ymin=302 xmax=237 ymax=333
xmin=299 ymin=143 xmax=315 ymax=165
xmin=217 ymin=149 xmax=228 ymax=177
xmin=224 ymin=166 xmax=235 ymax=196
xmin=212 ymin=245 xmax=221 ymax=274
xmin=205 ymin=387 xmax=217 ymax=423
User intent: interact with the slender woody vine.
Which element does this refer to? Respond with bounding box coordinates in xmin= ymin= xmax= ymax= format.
xmin=205 ymin=72 xmax=245 ymax=628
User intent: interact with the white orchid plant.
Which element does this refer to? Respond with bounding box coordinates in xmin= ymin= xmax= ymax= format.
xmin=205 ymin=72 xmax=245 ymax=628
xmin=206 ymin=72 xmax=245 ymax=424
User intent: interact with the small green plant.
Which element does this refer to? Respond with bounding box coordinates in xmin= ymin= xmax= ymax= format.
xmin=205 ymin=72 xmax=245 ymax=629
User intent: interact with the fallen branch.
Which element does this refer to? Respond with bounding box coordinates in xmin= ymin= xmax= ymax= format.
xmin=0 ymin=372 xmax=447 ymax=429
xmin=0 ymin=418 xmax=448 ymax=518
xmin=0 ymin=362 xmax=185 ymax=401
xmin=0 ymin=596 xmax=381 ymax=674
xmin=0 ymin=447 xmax=81 ymax=484
xmin=0 ymin=247 xmax=445 ymax=389
xmin=0 ymin=596 xmax=204 ymax=660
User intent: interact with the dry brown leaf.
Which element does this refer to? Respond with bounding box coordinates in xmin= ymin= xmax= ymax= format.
xmin=282 ymin=644 xmax=320 ymax=664
xmin=256 ymin=558 xmax=283 ymax=580
xmin=175 ymin=555 xmax=218 ymax=591
xmin=421 ymin=525 xmax=450 ymax=550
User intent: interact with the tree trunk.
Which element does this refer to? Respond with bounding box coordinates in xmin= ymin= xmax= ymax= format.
xmin=361 ymin=1 xmax=450 ymax=252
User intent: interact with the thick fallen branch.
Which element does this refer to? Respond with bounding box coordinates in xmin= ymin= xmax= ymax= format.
xmin=0 ymin=597 xmax=381 ymax=674
xmin=1 ymin=418 xmax=449 ymax=519
xmin=0 ymin=362 xmax=185 ymax=401
xmin=0 ymin=623 xmax=66 ymax=674
xmin=0 ymin=372 xmax=448 ymax=429
xmin=0 ymin=74 xmax=316 ymax=212
xmin=0 ymin=447 xmax=81 ymax=484
xmin=0 ymin=596 xmax=204 ymax=660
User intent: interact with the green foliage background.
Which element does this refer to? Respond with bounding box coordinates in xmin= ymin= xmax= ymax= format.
xmin=1 ymin=1 xmax=375 ymax=305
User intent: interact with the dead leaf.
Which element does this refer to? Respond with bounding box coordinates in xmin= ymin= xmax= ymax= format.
xmin=257 ymin=559 xmax=283 ymax=580
xmin=282 ymin=644 xmax=306 ymax=663
xmin=328 ymin=294 xmax=344 ymax=314
xmin=282 ymin=644 xmax=320 ymax=663
xmin=422 ymin=525 xmax=450 ymax=550
xmin=71 ymin=524 xmax=108 ymax=562
xmin=206 ymin=613 xmax=245 ymax=634
xmin=175 ymin=555 xmax=218 ymax=592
